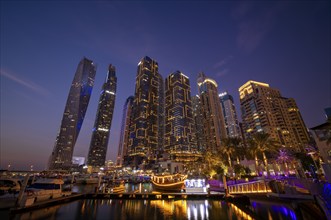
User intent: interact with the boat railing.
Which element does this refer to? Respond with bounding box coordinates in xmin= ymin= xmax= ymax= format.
xmin=152 ymin=174 xmax=187 ymax=184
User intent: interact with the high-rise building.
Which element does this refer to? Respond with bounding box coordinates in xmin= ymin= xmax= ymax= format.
xmin=157 ymin=75 xmax=165 ymax=160
xmin=164 ymin=71 xmax=199 ymax=162
xmin=116 ymin=96 xmax=134 ymax=167
xmin=87 ymin=65 xmax=117 ymax=170
xmin=239 ymin=80 xmax=310 ymax=151
xmin=128 ymin=56 xmax=164 ymax=167
xmin=192 ymin=95 xmax=206 ymax=152
xmin=219 ymin=91 xmax=241 ymax=138
xmin=197 ymin=72 xmax=227 ymax=153
xmin=310 ymin=108 xmax=331 ymax=167
xmin=48 ymin=58 xmax=96 ymax=170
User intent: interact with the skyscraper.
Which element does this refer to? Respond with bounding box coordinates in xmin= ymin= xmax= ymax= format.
xmin=192 ymin=95 xmax=206 ymax=152
xmin=197 ymin=72 xmax=227 ymax=153
xmin=157 ymin=75 xmax=165 ymax=159
xmin=116 ymin=96 xmax=134 ymax=167
xmin=219 ymin=91 xmax=241 ymax=138
xmin=48 ymin=58 xmax=96 ymax=170
xmin=164 ymin=71 xmax=199 ymax=162
xmin=239 ymin=80 xmax=309 ymax=151
xmin=128 ymin=56 xmax=164 ymax=167
xmin=87 ymin=65 xmax=117 ymax=170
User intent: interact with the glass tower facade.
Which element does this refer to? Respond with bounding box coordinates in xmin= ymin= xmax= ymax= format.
xmin=197 ymin=72 xmax=227 ymax=153
xmin=128 ymin=56 xmax=164 ymax=168
xmin=192 ymin=95 xmax=206 ymax=152
xmin=48 ymin=58 xmax=96 ymax=170
xmin=87 ymin=65 xmax=117 ymax=169
xmin=116 ymin=96 xmax=134 ymax=167
xmin=164 ymin=71 xmax=199 ymax=162
xmin=219 ymin=91 xmax=241 ymax=138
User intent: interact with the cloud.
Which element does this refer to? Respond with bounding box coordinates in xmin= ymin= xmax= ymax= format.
xmin=216 ymin=69 xmax=230 ymax=77
xmin=0 ymin=69 xmax=50 ymax=96
xmin=213 ymin=55 xmax=233 ymax=77
xmin=214 ymin=55 xmax=233 ymax=69
xmin=234 ymin=2 xmax=286 ymax=53
xmin=231 ymin=2 xmax=253 ymax=19
xmin=236 ymin=20 xmax=270 ymax=52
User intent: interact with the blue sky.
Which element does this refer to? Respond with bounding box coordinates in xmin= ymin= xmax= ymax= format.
xmin=1 ymin=1 xmax=330 ymax=170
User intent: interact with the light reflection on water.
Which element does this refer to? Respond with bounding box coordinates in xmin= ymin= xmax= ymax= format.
xmin=9 ymin=184 xmax=318 ymax=220
xmin=11 ymin=198 xmax=310 ymax=220
xmin=72 ymin=183 xmax=154 ymax=194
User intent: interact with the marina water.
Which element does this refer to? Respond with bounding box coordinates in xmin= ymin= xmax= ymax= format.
xmin=4 ymin=183 xmax=320 ymax=220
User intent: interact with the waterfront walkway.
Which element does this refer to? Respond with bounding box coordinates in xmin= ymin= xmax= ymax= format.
xmin=9 ymin=192 xmax=224 ymax=214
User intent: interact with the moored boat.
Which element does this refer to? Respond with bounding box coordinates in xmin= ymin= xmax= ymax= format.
xmin=0 ymin=177 xmax=22 ymax=209
xmin=75 ymin=175 xmax=99 ymax=184
xmin=184 ymin=178 xmax=208 ymax=193
xmin=104 ymin=179 xmax=125 ymax=193
xmin=151 ymin=174 xmax=187 ymax=192
xmin=106 ymin=184 xmax=125 ymax=193
xmin=26 ymin=178 xmax=71 ymax=204
xmin=0 ymin=177 xmax=22 ymax=195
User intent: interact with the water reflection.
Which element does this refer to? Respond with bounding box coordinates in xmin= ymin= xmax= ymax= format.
xmin=250 ymin=199 xmax=299 ymax=220
xmin=11 ymin=199 xmax=313 ymax=220
xmin=72 ymin=183 xmax=154 ymax=194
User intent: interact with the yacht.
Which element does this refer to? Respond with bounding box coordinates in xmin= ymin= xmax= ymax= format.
xmin=26 ymin=178 xmax=71 ymax=203
xmin=75 ymin=175 xmax=99 ymax=184
xmin=0 ymin=177 xmax=21 ymax=194
xmin=0 ymin=177 xmax=22 ymax=208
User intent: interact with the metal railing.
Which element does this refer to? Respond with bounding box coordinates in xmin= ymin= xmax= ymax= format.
xmin=227 ymin=180 xmax=271 ymax=194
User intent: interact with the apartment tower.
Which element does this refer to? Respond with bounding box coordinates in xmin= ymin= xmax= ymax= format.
xmin=219 ymin=91 xmax=241 ymax=138
xmin=87 ymin=65 xmax=117 ymax=171
xmin=164 ymin=71 xmax=199 ymax=162
xmin=116 ymin=96 xmax=134 ymax=167
xmin=192 ymin=95 xmax=206 ymax=152
xmin=239 ymin=80 xmax=309 ymax=151
xmin=197 ymin=72 xmax=227 ymax=153
xmin=128 ymin=56 xmax=164 ymax=167
xmin=48 ymin=58 xmax=96 ymax=170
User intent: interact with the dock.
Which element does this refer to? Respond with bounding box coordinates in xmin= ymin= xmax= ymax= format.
xmin=10 ymin=193 xmax=84 ymax=214
xmin=85 ymin=192 xmax=224 ymax=200
xmin=9 ymin=192 xmax=224 ymax=214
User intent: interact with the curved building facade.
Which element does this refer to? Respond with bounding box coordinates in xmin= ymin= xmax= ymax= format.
xmin=197 ymin=72 xmax=227 ymax=153
xmin=48 ymin=58 xmax=96 ymax=170
xmin=87 ymin=64 xmax=117 ymax=169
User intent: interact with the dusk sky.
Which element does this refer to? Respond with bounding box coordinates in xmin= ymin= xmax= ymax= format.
xmin=1 ymin=1 xmax=330 ymax=171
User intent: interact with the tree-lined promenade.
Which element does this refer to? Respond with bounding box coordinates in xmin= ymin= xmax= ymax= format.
xmin=197 ymin=132 xmax=323 ymax=181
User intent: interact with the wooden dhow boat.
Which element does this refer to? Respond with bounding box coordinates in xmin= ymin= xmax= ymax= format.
xmin=151 ymin=174 xmax=187 ymax=192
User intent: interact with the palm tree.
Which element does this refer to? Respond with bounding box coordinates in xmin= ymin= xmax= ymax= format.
xmin=229 ymin=137 xmax=242 ymax=164
xmin=247 ymin=139 xmax=261 ymax=175
xmin=276 ymin=148 xmax=295 ymax=175
xmin=219 ymin=138 xmax=236 ymax=175
xmin=249 ymin=132 xmax=280 ymax=176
